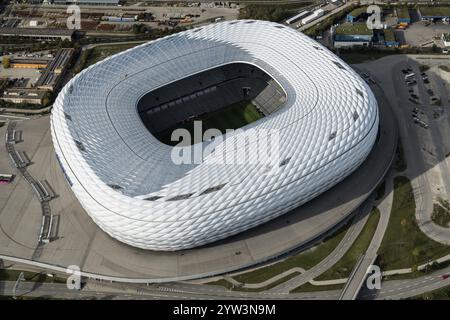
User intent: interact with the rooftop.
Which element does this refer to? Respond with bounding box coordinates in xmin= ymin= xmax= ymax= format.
xmin=384 ymin=29 xmax=396 ymax=42
xmin=419 ymin=6 xmax=450 ymax=17
xmin=348 ymin=6 xmax=368 ymax=18
xmin=335 ymin=23 xmax=373 ymax=36
xmin=0 ymin=27 xmax=74 ymax=37
xmin=396 ymin=7 xmax=410 ymax=19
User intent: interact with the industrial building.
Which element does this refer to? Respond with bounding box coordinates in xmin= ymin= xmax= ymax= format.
xmin=1 ymin=88 xmax=46 ymax=105
xmin=442 ymin=33 xmax=450 ymax=47
xmin=9 ymin=59 xmax=49 ymax=69
xmin=35 ymin=48 xmax=75 ymax=92
xmin=418 ymin=6 xmax=450 ymax=21
xmin=51 ymin=20 xmax=378 ymax=251
xmin=395 ymin=7 xmax=411 ymax=24
xmin=346 ymin=6 xmax=368 ymax=23
xmin=334 ymin=23 xmax=373 ymax=48
xmin=383 ymin=29 xmax=399 ymax=47
xmin=51 ymin=0 xmax=120 ymax=5
xmin=0 ymin=28 xmax=74 ymax=41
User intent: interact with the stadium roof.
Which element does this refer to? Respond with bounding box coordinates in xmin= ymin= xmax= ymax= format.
xmin=51 ymin=20 xmax=379 ymax=251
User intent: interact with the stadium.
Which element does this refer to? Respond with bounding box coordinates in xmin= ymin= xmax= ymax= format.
xmin=50 ymin=20 xmax=379 ymax=251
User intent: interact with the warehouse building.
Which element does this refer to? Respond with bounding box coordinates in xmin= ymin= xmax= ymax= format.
xmin=51 ymin=0 xmax=120 ymax=5
xmin=334 ymin=23 xmax=373 ymax=48
xmin=418 ymin=6 xmax=450 ymax=21
xmin=35 ymin=48 xmax=75 ymax=92
xmin=1 ymin=89 xmax=46 ymax=105
xmin=0 ymin=28 xmax=74 ymax=41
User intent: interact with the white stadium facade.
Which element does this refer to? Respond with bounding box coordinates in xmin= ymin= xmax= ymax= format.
xmin=51 ymin=20 xmax=379 ymax=251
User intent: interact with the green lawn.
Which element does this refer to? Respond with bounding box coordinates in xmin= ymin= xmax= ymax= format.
xmin=290 ymin=282 xmax=344 ymax=293
xmin=316 ymin=208 xmax=380 ymax=280
xmin=335 ymin=23 xmax=373 ymax=36
xmin=230 ymin=220 xmax=351 ymax=284
xmin=338 ymin=50 xmax=399 ymax=64
xmin=207 ymin=272 xmax=302 ymax=292
xmin=410 ymin=285 xmax=450 ymax=300
xmin=0 ymin=269 xmax=66 ymax=284
xmin=378 ymin=177 xmax=450 ymax=270
xmin=156 ymin=100 xmax=263 ymax=146
xmin=76 ymin=43 xmax=140 ymax=73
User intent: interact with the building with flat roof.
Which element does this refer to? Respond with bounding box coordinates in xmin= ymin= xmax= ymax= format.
xmin=419 ymin=6 xmax=450 ymax=21
xmin=442 ymin=33 xmax=450 ymax=47
xmin=346 ymin=6 xmax=368 ymax=23
xmin=1 ymin=88 xmax=46 ymax=105
xmin=395 ymin=7 xmax=411 ymax=24
xmin=51 ymin=0 xmax=119 ymax=5
xmin=35 ymin=48 xmax=75 ymax=91
xmin=384 ymin=29 xmax=399 ymax=47
xmin=0 ymin=28 xmax=74 ymax=41
xmin=9 ymin=59 xmax=49 ymax=69
xmin=334 ymin=23 xmax=373 ymax=48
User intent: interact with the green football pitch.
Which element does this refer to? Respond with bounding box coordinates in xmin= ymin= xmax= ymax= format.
xmin=155 ymin=100 xmax=263 ymax=146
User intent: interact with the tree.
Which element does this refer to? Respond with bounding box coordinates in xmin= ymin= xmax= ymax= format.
xmin=42 ymin=92 xmax=53 ymax=107
xmin=432 ymin=44 xmax=439 ymax=53
xmin=2 ymin=56 xmax=10 ymax=69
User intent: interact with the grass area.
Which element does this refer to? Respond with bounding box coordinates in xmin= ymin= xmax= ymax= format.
xmin=393 ymin=139 xmax=407 ymax=172
xmin=431 ymin=197 xmax=450 ymax=228
xmin=439 ymin=65 xmax=450 ymax=73
xmin=87 ymin=44 xmax=138 ymax=66
xmin=375 ymin=180 xmax=386 ymax=201
xmin=384 ymin=260 xmax=450 ymax=281
xmin=348 ymin=6 xmax=368 ymax=18
xmin=290 ymin=281 xmax=344 ymax=293
xmin=155 ymin=100 xmax=263 ymax=146
xmin=0 ymin=269 xmax=66 ymax=284
xmin=409 ymin=285 xmax=450 ymax=300
xmin=419 ymin=6 xmax=450 ymax=17
xmin=206 ymin=272 xmax=301 ymax=292
xmin=75 ymin=43 xmax=140 ymax=73
xmin=419 ymin=64 xmax=430 ymax=72
xmin=304 ymin=3 xmax=357 ymax=37
xmin=378 ymin=176 xmax=450 ymax=270
xmin=338 ymin=49 xmax=399 ymax=64
xmin=335 ymin=23 xmax=373 ymax=36
xmin=316 ymin=208 xmax=381 ymax=280
xmin=207 ymin=279 xmax=234 ymax=290
xmin=229 ymin=219 xmax=351 ymax=285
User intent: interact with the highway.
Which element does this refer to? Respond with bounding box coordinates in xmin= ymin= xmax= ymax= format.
xmin=360 ymin=266 xmax=450 ymax=300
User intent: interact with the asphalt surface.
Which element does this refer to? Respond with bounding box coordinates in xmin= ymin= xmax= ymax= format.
xmin=340 ymin=171 xmax=394 ymax=300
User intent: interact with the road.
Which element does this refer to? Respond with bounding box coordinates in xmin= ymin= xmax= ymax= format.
xmin=360 ymin=265 xmax=450 ymax=300
xmin=360 ymin=55 xmax=450 ymax=245
xmin=340 ymin=171 xmax=394 ymax=300
xmin=297 ymin=0 xmax=356 ymax=32
xmin=266 ymin=201 xmax=373 ymax=294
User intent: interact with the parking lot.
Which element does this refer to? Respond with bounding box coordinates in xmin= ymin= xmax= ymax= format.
xmin=403 ymin=21 xmax=450 ymax=48
xmin=0 ymin=64 xmax=41 ymax=88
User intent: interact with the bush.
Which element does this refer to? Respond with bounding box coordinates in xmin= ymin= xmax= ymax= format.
xmin=2 ymin=56 xmax=10 ymax=68
xmin=239 ymin=5 xmax=290 ymax=22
